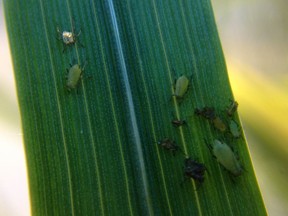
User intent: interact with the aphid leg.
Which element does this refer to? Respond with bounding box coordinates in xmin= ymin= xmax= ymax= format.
xmin=187 ymin=75 xmax=193 ymax=90
xmin=171 ymin=67 xmax=177 ymax=88
xmin=65 ymin=86 xmax=71 ymax=93
xmin=78 ymin=41 xmax=85 ymax=48
xmin=76 ymin=81 xmax=82 ymax=95
xmin=204 ymin=139 xmax=216 ymax=159
xmin=71 ymin=18 xmax=76 ymax=34
xmin=81 ymin=60 xmax=88 ymax=71
xmin=65 ymin=68 xmax=69 ymax=78
xmin=76 ymin=29 xmax=82 ymax=37
xmin=179 ymin=148 xmax=188 ymax=157
xmin=56 ymin=26 xmax=62 ymax=40
xmin=204 ymin=139 xmax=212 ymax=152
xmin=75 ymin=29 xmax=85 ymax=48
xmin=62 ymin=45 xmax=68 ymax=53
xmin=228 ymin=172 xmax=236 ymax=184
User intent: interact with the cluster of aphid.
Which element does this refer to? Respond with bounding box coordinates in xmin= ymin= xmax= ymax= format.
xmin=58 ymin=20 xmax=243 ymax=186
xmin=157 ymin=74 xmax=243 ymax=188
xmin=157 ymin=137 xmax=207 ymax=187
xmin=194 ymin=100 xmax=243 ymax=178
xmin=157 ymin=74 xmax=208 ymax=188
xmin=57 ymin=21 xmax=86 ymax=92
xmin=195 ymin=100 xmax=241 ymax=139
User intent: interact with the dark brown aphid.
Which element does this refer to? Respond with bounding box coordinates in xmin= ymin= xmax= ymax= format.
xmin=195 ymin=107 xmax=226 ymax=132
xmin=226 ymin=100 xmax=239 ymax=117
xmin=195 ymin=107 xmax=216 ymax=120
xmin=171 ymin=119 xmax=187 ymax=127
xmin=157 ymin=138 xmax=179 ymax=155
xmin=183 ymin=158 xmax=207 ymax=185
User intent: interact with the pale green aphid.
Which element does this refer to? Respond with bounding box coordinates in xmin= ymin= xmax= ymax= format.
xmin=66 ymin=61 xmax=87 ymax=91
xmin=229 ymin=120 xmax=241 ymax=138
xmin=211 ymin=139 xmax=242 ymax=176
xmin=172 ymin=75 xmax=190 ymax=99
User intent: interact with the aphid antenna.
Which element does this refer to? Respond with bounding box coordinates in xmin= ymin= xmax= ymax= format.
xmin=228 ymin=173 xmax=237 ymax=184
xmin=171 ymin=67 xmax=177 ymax=75
xmin=56 ymin=26 xmax=62 ymax=40
xmin=62 ymin=46 xmax=67 ymax=53
xmin=179 ymin=148 xmax=188 ymax=157
xmin=71 ymin=17 xmax=76 ymax=33
xmin=228 ymin=98 xmax=238 ymax=106
xmin=76 ymin=28 xmax=82 ymax=37
xmin=218 ymin=135 xmax=226 ymax=143
xmin=180 ymin=178 xmax=202 ymax=191
xmin=56 ymin=26 xmax=61 ymax=33
xmin=55 ymin=19 xmax=62 ymax=34
xmin=70 ymin=58 xmax=77 ymax=65
xmin=82 ymin=60 xmax=88 ymax=71
xmin=77 ymin=40 xmax=85 ymax=48
xmin=204 ymin=139 xmax=212 ymax=151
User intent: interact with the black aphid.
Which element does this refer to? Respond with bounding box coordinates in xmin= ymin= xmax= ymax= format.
xmin=157 ymin=138 xmax=179 ymax=155
xmin=183 ymin=158 xmax=207 ymax=185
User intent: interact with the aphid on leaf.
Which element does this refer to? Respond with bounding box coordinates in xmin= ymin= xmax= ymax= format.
xmin=195 ymin=107 xmax=226 ymax=132
xmin=157 ymin=138 xmax=179 ymax=155
xmin=229 ymin=120 xmax=241 ymax=139
xmin=226 ymin=99 xmax=238 ymax=117
xmin=171 ymin=119 xmax=187 ymax=127
xmin=206 ymin=139 xmax=243 ymax=177
xmin=212 ymin=117 xmax=226 ymax=132
xmin=183 ymin=157 xmax=207 ymax=185
xmin=57 ymin=20 xmax=84 ymax=52
xmin=195 ymin=107 xmax=216 ymax=120
xmin=66 ymin=61 xmax=87 ymax=92
xmin=171 ymin=73 xmax=192 ymax=103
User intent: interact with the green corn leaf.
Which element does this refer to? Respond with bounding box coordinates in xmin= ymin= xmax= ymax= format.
xmin=3 ymin=0 xmax=266 ymax=215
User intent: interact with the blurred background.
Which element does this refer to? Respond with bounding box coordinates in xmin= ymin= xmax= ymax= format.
xmin=0 ymin=0 xmax=287 ymax=215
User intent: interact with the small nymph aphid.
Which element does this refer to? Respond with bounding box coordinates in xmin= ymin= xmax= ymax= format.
xmin=171 ymin=118 xmax=187 ymax=127
xmin=66 ymin=61 xmax=87 ymax=92
xmin=157 ymin=138 xmax=179 ymax=155
xmin=195 ymin=107 xmax=226 ymax=132
xmin=226 ymin=99 xmax=239 ymax=117
xmin=171 ymin=73 xmax=192 ymax=103
xmin=212 ymin=117 xmax=226 ymax=132
xmin=57 ymin=20 xmax=84 ymax=52
xmin=207 ymin=139 xmax=242 ymax=176
xmin=183 ymin=157 xmax=207 ymax=185
xmin=229 ymin=120 xmax=241 ymax=139
xmin=195 ymin=107 xmax=216 ymax=120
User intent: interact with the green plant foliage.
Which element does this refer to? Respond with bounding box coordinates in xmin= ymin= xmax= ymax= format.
xmin=4 ymin=0 xmax=266 ymax=215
